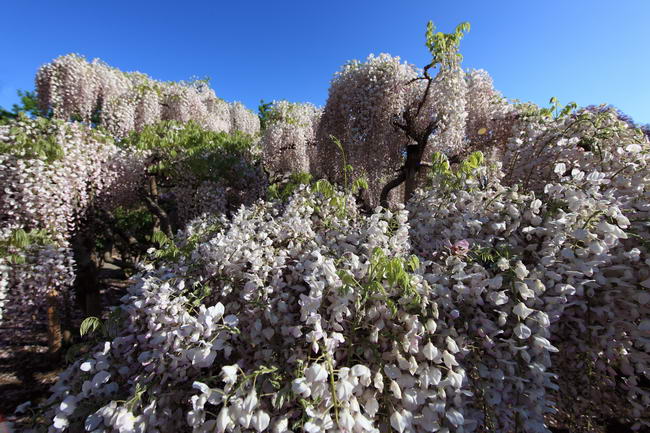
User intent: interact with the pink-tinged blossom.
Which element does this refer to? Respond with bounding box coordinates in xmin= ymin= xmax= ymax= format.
xmin=36 ymin=54 xmax=259 ymax=138
xmin=261 ymin=101 xmax=321 ymax=175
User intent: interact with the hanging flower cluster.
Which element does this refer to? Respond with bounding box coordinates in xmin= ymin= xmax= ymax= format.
xmin=315 ymin=54 xmax=418 ymax=206
xmin=423 ymin=67 xmax=468 ymax=158
xmin=0 ymin=227 xmax=74 ymax=324
xmin=36 ymin=54 xmax=260 ymax=138
xmin=410 ymin=166 xmax=650 ymax=430
xmin=0 ymin=116 xmax=148 ymax=324
xmin=501 ymin=105 xmax=650 ymax=193
xmin=35 ymin=136 xmax=650 ymax=432
xmin=464 ymin=69 xmax=517 ymax=159
xmin=230 ymin=102 xmax=262 ymax=139
xmin=314 ymin=55 xmax=513 ymax=207
xmin=261 ymin=101 xmax=322 ymax=175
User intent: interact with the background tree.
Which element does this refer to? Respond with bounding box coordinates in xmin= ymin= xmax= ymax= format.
xmin=0 ymin=90 xmax=44 ymax=123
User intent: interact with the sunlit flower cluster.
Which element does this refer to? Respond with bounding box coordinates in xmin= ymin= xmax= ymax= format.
xmin=261 ymin=101 xmax=321 ymax=175
xmin=501 ymin=106 xmax=650 ymax=193
xmin=409 ymin=152 xmax=650 ymax=430
xmin=423 ymin=67 xmax=468 ymax=158
xmin=0 ymin=227 xmax=74 ymax=323
xmin=314 ymin=56 xmax=505 ymax=207
xmin=463 ymin=69 xmax=517 ymax=159
xmin=36 ymin=54 xmax=260 ymax=138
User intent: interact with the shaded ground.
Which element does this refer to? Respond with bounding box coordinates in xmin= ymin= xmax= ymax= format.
xmin=0 ymin=324 xmax=61 ymax=415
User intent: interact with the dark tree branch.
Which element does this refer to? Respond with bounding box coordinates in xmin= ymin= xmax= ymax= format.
xmin=143 ymin=194 xmax=173 ymax=237
xmin=422 ymin=62 xmax=435 ymax=80
xmin=414 ymin=78 xmax=434 ymax=120
xmin=380 ymin=171 xmax=406 ymax=209
xmin=354 ymin=188 xmax=373 ymax=215
xmin=393 ymin=120 xmax=409 ymax=133
xmin=143 ymin=174 xmax=173 ymax=237
xmin=381 ymin=61 xmax=441 ymax=207
xmin=424 ymin=118 xmax=438 ymax=140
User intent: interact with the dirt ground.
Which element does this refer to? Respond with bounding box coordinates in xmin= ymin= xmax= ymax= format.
xmin=0 ymin=322 xmax=63 ymax=414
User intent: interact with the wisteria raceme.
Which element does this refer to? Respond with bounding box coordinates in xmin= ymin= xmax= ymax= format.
xmin=0 ymin=231 xmax=75 ymax=324
xmin=501 ymin=105 xmax=650 ymax=192
xmin=0 ymin=119 xmax=146 ymax=237
xmin=315 ymin=54 xmax=418 ymax=206
xmin=464 ymin=69 xmax=518 ymax=158
xmin=229 ymin=102 xmax=262 ymax=137
xmin=102 ymin=93 xmax=137 ymax=138
xmin=408 ymin=157 xmax=650 ymax=430
xmin=261 ymin=101 xmax=321 ymax=174
xmin=424 ymin=66 xmax=468 ymax=158
xmin=204 ymin=97 xmax=233 ymax=134
xmin=36 ymin=54 xmax=260 ymax=137
xmin=133 ymin=84 xmax=163 ymax=129
xmin=0 ymin=117 xmax=148 ymax=324
xmin=35 ymin=54 xmax=101 ymax=121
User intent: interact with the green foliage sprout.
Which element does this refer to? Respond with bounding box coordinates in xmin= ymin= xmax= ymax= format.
xmin=0 ymin=90 xmax=43 ymax=124
xmin=338 ymin=247 xmax=421 ymax=318
xmin=429 ymin=150 xmax=485 ymax=190
xmin=268 ymin=172 xmax=313 ymax=202
xmin=425 ymin=21 xmax=470 ymax=70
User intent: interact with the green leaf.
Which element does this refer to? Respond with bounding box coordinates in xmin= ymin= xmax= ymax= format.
xmin=351 ymin=177 xmax=368 ymax=194
xmin=80 ymin=316 xmax=102 ymax=337
xmin=11 ymin=229 xmax=29 ymax=248
xmin=407 ymin=255 xmax=420 ymax=272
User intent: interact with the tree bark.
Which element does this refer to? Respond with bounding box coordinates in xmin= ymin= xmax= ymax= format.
xmin=71 ymin=230 xmax=102 ymax=317
xmin=47 ymin=289 xmax=62 ymax=355
xmin=382 ymin=79 xmax=438 ymax=207
xmin=404 ymin=145 xmax=423 ymax=203
xmin=144 ymin=175 xmax=173 ymax=237
xmin=144 ymin=195 xmax=173 ymax=238
xmin=380 ymin=171 xmax=406 ymax=209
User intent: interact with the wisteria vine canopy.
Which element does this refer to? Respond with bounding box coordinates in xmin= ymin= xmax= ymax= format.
xmin=0 ymin=17 xmax=649 ymax=433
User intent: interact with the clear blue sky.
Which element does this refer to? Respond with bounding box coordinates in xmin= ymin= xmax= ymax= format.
xmin=1 ymin=0 xmax=648 ymax=124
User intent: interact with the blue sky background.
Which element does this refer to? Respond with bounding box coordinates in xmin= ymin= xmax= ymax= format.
xmin=1 ymin=0 xmax=649 ymax=124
